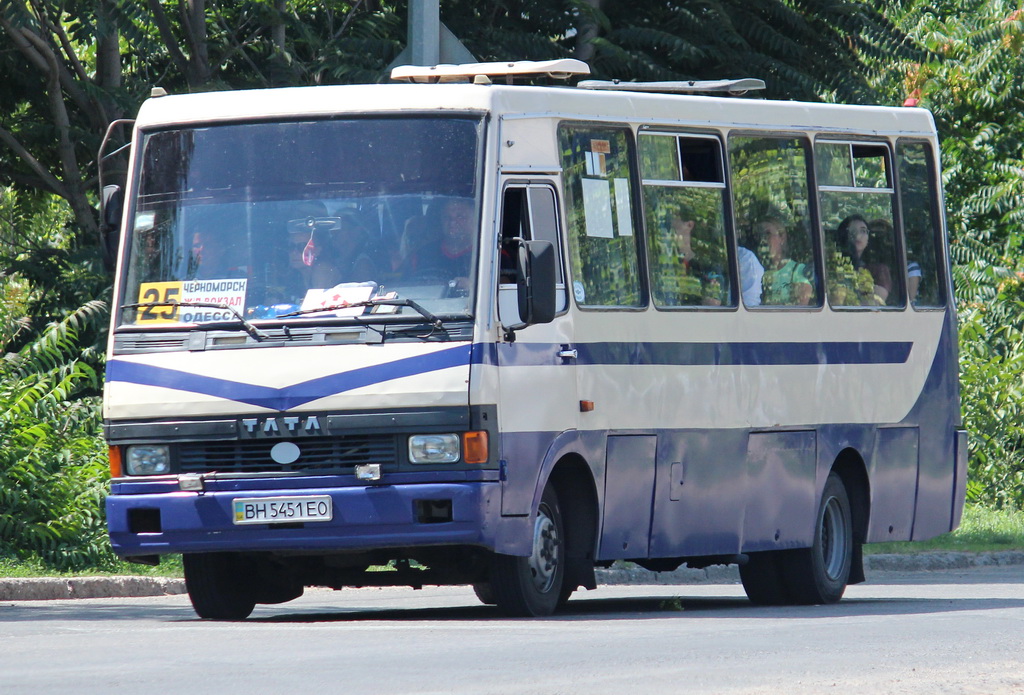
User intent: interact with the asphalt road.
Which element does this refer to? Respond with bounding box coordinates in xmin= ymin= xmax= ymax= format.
xmin=1 ymin=565 xmax=1022 ymax=694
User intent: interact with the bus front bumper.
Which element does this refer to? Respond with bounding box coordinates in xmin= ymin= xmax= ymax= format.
xmin=106 ymin=479 xmax=514 ymax=557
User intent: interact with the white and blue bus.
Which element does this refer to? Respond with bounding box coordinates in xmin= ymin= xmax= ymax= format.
xmin=102 ymin=60 xmax=966 ymax=619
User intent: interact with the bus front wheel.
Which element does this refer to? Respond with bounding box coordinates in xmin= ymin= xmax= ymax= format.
xmin=489 ymin=486 xmax=565 ymax=617
xmin=183 ymin=552 xmax=257 ymax=620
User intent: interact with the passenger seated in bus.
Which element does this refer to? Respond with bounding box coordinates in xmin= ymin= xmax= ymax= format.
xmin=757 ymin=218 xmax=812 ymax=305
xmin=189 ymin=229 xmax=247 ymax=280
xmin=405 ymin=198 xmax=476 ymax=292
xmin=669 ymin=209 xmax=726 ymax=305
xmin=907 ymin=259 xmax=922 ymax=302
xmin=840 ymin=214 xmax=892 ymax=305
xmin=736 ymin=245 xmax=763 ymax=307
xmin=310 ymin=210 xmax=378 ymax=288
xmin=869 ymin=217 xmax=911 ymax=304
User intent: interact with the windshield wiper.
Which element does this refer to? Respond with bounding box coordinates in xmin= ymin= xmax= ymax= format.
xmin=121 ymin=301 xmax=269 ymax=342
xmin=276 ymin=297 xmax=444 ymax=330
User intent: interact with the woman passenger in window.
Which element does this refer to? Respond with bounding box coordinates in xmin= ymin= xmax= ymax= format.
xmin=757 ymin=218 xmax=813 ymax=305
xmin=839 ymin=214 xmax=892 ymax=305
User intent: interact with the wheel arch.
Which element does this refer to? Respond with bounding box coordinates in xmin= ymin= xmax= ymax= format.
xmin=547 ymin=453 xmax=600 ymax=591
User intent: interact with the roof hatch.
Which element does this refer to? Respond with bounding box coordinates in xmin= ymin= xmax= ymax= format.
xmin=577 ymin=78 xmax=765 ymax=95
xmin=391 ymin=59 xmax=591 ymax=84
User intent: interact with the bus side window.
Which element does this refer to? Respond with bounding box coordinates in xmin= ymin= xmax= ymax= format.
xmin=558 ymin=125 xmax=642 ymax=308
xmin=896 ymin=140 xmax=945 ymax=308
xmin=816 ymin=141 xmax=903 ymax=308
xmin=498 ymin=185 xmax=567 ymax=323
xmin=729 ymin=136 xmax=819 ymax=308
xmin=640 ymin=133 xmax=733 ymax=308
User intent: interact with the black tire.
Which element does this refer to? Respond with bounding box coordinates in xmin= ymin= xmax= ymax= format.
xmin=471 ymin=582 xmax=496 ymax=605
xmin=489 ymin=486 xmax=565 ymax=617
xmin=782 ymin=472 xmax=854 ymax=605
xmin=183 ymin=553 xmax=257 ymax=620
xmin=739 ymin=550 xmax=789 ymax=606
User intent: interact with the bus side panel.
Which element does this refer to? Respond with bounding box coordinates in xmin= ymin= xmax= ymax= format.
xmin=866 ymin=427 xmax=920 ymax=542
xmin=910 ymin=315 xmax=961 ymax=540
xmin=648 ymin=430 xmax=747 ymax=558
xmin=598 ymin=435 xmax=657 ymax=559
xmin=741 ymin=430 xmax=817 ymax=552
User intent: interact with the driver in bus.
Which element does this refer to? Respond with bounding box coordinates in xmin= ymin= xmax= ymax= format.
xmin=410 ymin=198 xmax=476 ymax=292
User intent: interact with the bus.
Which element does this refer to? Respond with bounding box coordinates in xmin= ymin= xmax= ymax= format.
xmin=101 ymin=59 xmax=967 ymax=619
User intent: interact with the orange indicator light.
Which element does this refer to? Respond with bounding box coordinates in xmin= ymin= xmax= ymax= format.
xmin=463 ymin=431 xmax=489 ymax=464
xmin=108 ymin=446 xmax=123 ymax=478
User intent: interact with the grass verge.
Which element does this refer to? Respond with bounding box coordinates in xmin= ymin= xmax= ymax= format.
xmin=0 ymin=554 xmax=183 ymax=579
xmin=866 ymin=502 xmax=1024 ymax=554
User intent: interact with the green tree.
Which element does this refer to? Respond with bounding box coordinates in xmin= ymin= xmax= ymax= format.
xmin=874 ymin=1 xmax=1024 ymax=507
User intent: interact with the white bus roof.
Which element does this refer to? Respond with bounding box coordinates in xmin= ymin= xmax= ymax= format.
xmin=134 ymin=80 xmax=936 ymax=138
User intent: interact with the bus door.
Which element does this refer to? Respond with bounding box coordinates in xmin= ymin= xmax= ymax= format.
xmin=495 ymin=182 xmax=577 ymax=516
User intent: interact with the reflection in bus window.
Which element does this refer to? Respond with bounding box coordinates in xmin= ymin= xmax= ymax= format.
xmin=730 ymin=136 xmax=818 ymax=307
xmin=817 ymin=142 xmax=903 ymax=308
xmin=640 ymin=133 xmax=732 ymax=307
xmin=121 ymin=117 xmax=483 ymax=324
xmin=897 ymin=141 xmax=945 ymax=307
xmin=559 ymin=126 xmax=641 ymax=307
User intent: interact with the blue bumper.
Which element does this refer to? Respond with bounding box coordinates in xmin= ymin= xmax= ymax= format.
xmin=107 ymin=477 xmax=504 ymax=556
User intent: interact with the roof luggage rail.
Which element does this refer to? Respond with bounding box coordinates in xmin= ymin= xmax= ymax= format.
xmin=577 ymin=78 xmax=766 ymax=96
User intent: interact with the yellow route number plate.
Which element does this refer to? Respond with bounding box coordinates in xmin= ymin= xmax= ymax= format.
xmin=232 ymin=495 xmax=333 ymax=525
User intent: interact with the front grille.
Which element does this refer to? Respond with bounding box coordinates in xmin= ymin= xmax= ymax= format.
xmin=178 ymin=435 xmax=398 ymax=474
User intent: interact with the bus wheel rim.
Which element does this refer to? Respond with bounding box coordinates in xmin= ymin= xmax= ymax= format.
xmin=529 ymin=506 xmax=559 ymax=593
xmin=821 ymin=496 xmax=848 ymax=581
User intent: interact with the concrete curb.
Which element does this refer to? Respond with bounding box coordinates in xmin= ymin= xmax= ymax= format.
xmin=0 ymin=576 xmax=186 ymax=602
xmin=594 ymin=551 xmax=1024 ymax=586
xmin=1 ymin=552 xmax=1021 ymax=601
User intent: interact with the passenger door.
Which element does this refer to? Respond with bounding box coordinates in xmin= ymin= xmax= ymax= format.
xmin=495 ymin=182 xmax=577 ymax=516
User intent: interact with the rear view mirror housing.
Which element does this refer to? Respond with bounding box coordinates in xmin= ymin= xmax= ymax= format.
xmin=503 ymin=239 xmax=556 ymax=341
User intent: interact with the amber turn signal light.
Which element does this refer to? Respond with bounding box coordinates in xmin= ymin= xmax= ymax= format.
xmin=462 ymin=431 xmax=489 ymax=464
xmin=108 ymin=445 xmax=123 ymax=478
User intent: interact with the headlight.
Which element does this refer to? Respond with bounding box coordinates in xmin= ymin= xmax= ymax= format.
xmin=408 ymin=434 xmax=460 ymax=464
xmin=125 ymin=445 xmax=171 ymax=475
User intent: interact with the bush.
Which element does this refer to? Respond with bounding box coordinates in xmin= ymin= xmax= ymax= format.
xmin=0 ymin=282 xmax=117 ymax=570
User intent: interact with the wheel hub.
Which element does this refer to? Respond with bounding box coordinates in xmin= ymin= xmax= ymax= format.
xmin=528 ymin=507 xmax=560 ymax=593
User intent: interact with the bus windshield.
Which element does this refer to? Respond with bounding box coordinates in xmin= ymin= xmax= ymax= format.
xmin=119 ymin=116 xmax=483 ymax=328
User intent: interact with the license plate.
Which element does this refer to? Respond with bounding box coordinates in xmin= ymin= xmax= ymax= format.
xmin=232 ymin=495 xmax=333 ymax=525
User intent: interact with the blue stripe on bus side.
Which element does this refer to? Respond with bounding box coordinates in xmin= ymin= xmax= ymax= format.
xmin=493 ymin=341 xmax=912 ymax=367
xmin=106 ymin=339 xmax=910 ymax=410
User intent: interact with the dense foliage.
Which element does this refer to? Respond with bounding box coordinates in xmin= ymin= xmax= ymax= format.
xmin=871 ymin=1 xmax=1024 ymax=507
xmin=0 ymin=192 xmax=113 ymax=569
xmin=0 ymin=0 xmax=1022 ymax=569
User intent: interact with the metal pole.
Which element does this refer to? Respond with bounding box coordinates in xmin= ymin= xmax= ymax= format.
xmin=409 ymin=0 xmax=440 ymax=66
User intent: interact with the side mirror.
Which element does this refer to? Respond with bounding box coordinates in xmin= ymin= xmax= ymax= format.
xmin=100 ymin=184 xmax=123 ymax=272
xmin=516 ymin=239 xmax=557 ymax=326
xmin=101 ymin=184 xmax=123 ymax=232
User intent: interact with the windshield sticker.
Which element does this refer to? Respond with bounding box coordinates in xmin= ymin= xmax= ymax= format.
xmin=614 ymin=178 xmax=633 ymax=236
xmin=586 ymin=139 xmax=611 ymax=176
xmin=581 ymin=178 xmax=614 ymax=239
xmin=136 ymin=279 xmax=247 ymax=324
xmin=299 ymin=282 xmax=377 ymax=317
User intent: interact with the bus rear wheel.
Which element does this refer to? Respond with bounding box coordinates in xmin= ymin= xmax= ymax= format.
xmin=183 ymin=553 xmax=257 ymax=620
xmin=739 ymin=472 xmax=853 ymax=606
xmin=784 ymin=472 xmax=853 ymax=604
xmin=489 ymin=486 xmax=565 ymax=617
